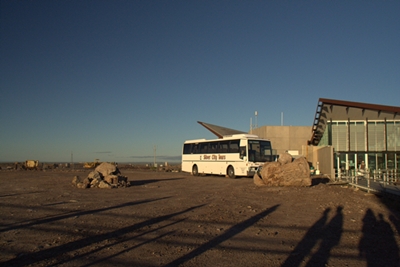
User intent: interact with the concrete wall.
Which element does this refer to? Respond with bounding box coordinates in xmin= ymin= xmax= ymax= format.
xmin=251 ymin=125 xmax=335 ymax=179
xmin=303 ymin=145 xmax=335 ymax=179
xmin=251 ymin=126 xmax=312 ymax=156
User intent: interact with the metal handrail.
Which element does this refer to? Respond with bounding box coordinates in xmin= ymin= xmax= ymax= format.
xmin=334 ymin=168 xmax=399 ymax=196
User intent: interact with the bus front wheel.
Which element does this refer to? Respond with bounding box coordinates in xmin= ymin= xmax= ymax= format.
xmin=192 ymin=165 xmax=199 ymax=176
xmin=227 ymin=166 xmax=235 ymax=179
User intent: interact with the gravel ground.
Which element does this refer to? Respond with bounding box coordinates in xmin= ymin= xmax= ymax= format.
xmin=0 ymin=168 xmax=399 ymax=267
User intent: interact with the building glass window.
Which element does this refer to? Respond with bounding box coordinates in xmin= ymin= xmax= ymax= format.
xmin=319 ymin=126 xmax=329 ymax=146
xmin=332 ymin=121 xmax=347 ymax=151
xmin=339 ymin=153 xmax=346 ymax=171
xmin=348 ymin=153 xmax=356 ymax=171
xmin=387 ymin=121 xmax=400 ymax=151
xmin=356 ymin=153 xmax=366 ymax=170
xmin=377 ymin=153 xmax=385 ymax=169
xmin=397 ymin=122 xmax=400 ymax=151
xmin=387 ymin=121 xmax=395 ymax=151
xmin=368 ymin=121 xmax=385 ymax=151
xmin=350 ymin=121 xmax=365 ymax=151
xmin=368 ymin=153 xmax=376 ymax=171
xmin=368 ymin=122 xmax=376 ymax=151
xmin=376 ymin=122 xmax=385 ymax=151
xmin=387 ymin=153 xmax=395 ymax=169
xmin=397 ymin=153 xmax=400 ymax=170
xmin=329 ymin=117 xmax=399 ymax=172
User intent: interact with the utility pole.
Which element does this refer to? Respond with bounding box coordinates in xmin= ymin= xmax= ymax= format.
xmin=153 ymin=145 xmax=157 ymax=170
xmin=250 ymin=111 xmax=258 ymax=134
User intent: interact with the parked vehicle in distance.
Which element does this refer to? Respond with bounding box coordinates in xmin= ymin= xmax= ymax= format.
xmin=24 ymin=160 xmax=39 ymax=170
xmin=182 ymin=134 xmax=275 ymax=178
xmin=83 ymin=159 xmax=100 ymax=169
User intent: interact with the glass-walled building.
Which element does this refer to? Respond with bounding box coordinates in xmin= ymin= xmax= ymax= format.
xmin=310 ymin=98 xmax=400 ymax=172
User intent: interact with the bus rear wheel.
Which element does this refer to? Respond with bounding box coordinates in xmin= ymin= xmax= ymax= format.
xmin=227 ymin=166 xmax=235 ymax=179
xmin=192 ymin=165 xmax=199 ymax=176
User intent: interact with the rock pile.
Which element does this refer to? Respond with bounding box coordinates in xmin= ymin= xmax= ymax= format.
xmin=254 ymin=152 xmax=311 ymax=187
xmin=72 ymin=162 xmax=130 ymax=189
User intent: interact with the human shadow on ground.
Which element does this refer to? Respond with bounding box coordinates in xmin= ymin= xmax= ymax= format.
xmin=163 ymin=204 xmax=280 ymax=267
xmin=1 ymin=204 xmax=205 ymax=267
xmin=0 ymin=197 xmax=170 ymax=233
xmin=379 ymin=195 xmax=400 ymax=236
xmin=358 ymin=208 xmax=399 ymax=266
xmin=305 ymin=206 xmax=343 ymax=266
xmin=390 ymin=214 xmax=400 ymax=237
xmin=132 ymin=178 xmax=184 ymax=186
xmin=281 ymin=206 xmax=343 ymax=267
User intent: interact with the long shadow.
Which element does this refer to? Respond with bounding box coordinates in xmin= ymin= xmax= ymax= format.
xmin=311 ymin=177 xmax=330 ymax=186
xmin=305 ymin=206 xmax=343 ymax=267
xmin=164 ymin=204 xmax=280 ymax=267
xmin=0 ymin=197 xmax=170 ymax=233
xmin=132 ymin=178 xmax=184 ymax=186
xmin=1 ymin=204 xmax=205 ymax=267
xmin=0 ymin=191 xmax=45 ymax=198
xmin=359 ymin=209 xmax=399 ymax=266
xmin=380 ymin=195 xmax=400 ymax=236
xmin=389 ymin=214 xmax=400 ymax=237
xmin=0 ymin=210 xmax=80 ymax=229
xmin=80 ymin=219 xmax=186 ymax=267
xmin=281 ymin=207 xmax=331 ymax=267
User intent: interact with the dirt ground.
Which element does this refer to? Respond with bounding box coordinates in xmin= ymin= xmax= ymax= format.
xmin=0 ymin=167 xmax=399 ymax=267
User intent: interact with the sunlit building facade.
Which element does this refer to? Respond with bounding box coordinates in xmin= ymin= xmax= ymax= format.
xmin=310 ymin=99 xmax=400 ymax=172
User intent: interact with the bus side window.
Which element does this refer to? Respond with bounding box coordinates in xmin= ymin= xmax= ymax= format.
xmin=229 ymin=140 xmax=240 ymax=153
xmin=200 ymin=143 xmax=208 ymax=153
xmin=221 ymin=142 xmax=228 ymax=153
xmin=208 ymin=143 xmax=214 ymax=153
xmin=183 ymin=144 xmax=190 ymax=154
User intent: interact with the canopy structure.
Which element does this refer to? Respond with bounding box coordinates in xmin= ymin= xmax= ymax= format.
xmin=309 ymin=98 xmax=400 ymax=146
xmin=197 ymin=121 xmax=246 ymax=138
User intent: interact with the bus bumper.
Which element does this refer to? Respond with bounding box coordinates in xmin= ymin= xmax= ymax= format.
xmin=247 ymin=166 xmax=259 ymax=177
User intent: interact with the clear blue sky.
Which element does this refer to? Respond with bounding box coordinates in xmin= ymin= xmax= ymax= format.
xmin=1 ymin=1 xmax=399 ymax=163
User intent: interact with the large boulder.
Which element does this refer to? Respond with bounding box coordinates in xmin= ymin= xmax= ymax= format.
xmin=95 ymin=162 xmax=119 ymax=177
xmin=104 ymin=174 xmax=119 ymax=184
xmin=255 ymin=152 xmax=311 ymax=187
xmin=72 ymin=176 xmax=90 ymax=189
xmin=88 ymin=171 xmax=101 ymax=180
xmin=98 ymin=180 xmax=112 ymax=189
xmin=72 ymin=162 xmax=130 ymax=189
xmin=277 ymin=152 xmax=292 ymax=165
xmin=253 ymin=172 xmax=265 ymax=186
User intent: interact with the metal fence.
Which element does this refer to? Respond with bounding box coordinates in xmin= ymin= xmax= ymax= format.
xmin=335 ymin=169 xmax=400 ymax=196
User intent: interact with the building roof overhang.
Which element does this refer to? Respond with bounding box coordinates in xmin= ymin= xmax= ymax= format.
xmin=309 ymin=98 xmax=400 ymax=146
xmin=197 ymin=121 xmax=246 ymax=138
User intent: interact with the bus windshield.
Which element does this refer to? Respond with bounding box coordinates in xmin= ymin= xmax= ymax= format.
xmin=247 ymin=140 xmax=273 ymax=162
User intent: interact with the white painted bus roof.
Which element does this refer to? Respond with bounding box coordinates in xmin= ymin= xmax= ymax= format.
xmin=184 ymin=134 xmax=270 ymax=143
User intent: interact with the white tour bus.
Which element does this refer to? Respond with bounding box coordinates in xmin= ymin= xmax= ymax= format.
xmin=181 ymin=134 xmax=275 ymax=178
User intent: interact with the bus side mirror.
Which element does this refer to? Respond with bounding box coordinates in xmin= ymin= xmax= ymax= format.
xmin=240 ymin=147 xmax=246 ymax=159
